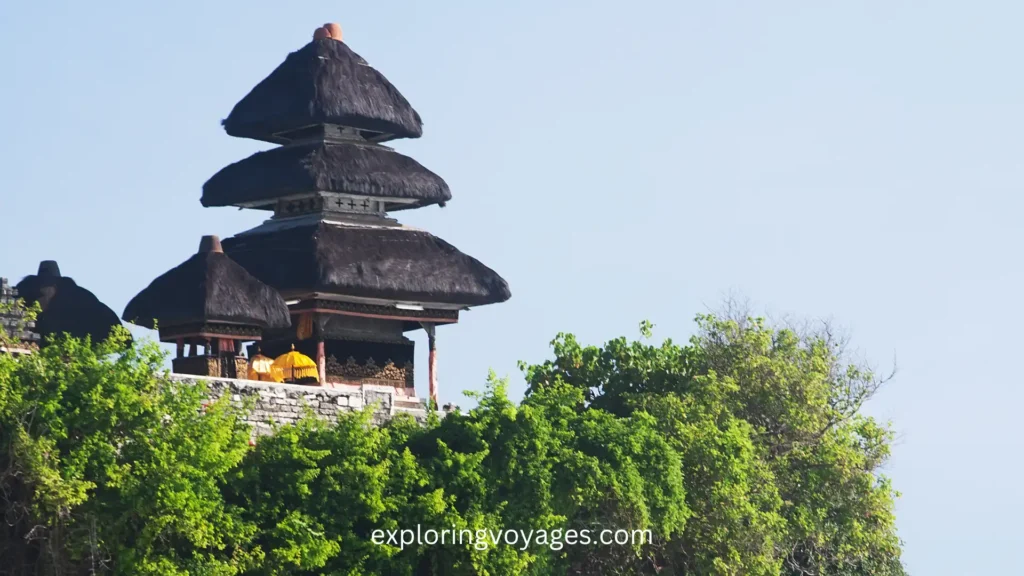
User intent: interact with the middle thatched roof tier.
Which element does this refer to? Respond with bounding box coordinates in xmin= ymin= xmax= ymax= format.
xmin=222 ymin=221 xmax=511 ymax=307
xmin=201 ymin=141 xmax=451 ymax=211
xmin=222 ymin=38 xmax=422 ymax=144
xmin=123 ymin=236 xmax=292 ymax=331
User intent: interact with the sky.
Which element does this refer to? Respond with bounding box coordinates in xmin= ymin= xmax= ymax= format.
xmin=1 ymin=1 xmax=1021 ymax=572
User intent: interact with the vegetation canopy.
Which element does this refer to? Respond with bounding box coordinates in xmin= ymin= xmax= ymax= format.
xmin=0 ymin=305 xmax=904 ymax=575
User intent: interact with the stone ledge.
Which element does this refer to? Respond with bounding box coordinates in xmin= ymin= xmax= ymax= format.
xmin=169 ymin=374 xmax=430 ymax=436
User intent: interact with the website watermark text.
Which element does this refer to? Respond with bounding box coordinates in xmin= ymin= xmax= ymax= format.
xmin=371 ymin=526 xmax=652 ymax=551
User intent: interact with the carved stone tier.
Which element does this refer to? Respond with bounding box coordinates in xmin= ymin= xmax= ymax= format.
xmin=173 ymin=355 xmax=248 ymax=379
xmin=275 ymin=194 xmax=389 ymax=219
xmin=325 ymin=355 xmax=414 ymax=387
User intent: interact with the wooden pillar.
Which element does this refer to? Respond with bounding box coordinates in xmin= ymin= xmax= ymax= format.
xmin=421 ymin=323 xmax=438 ymax=408
xmin=176 ymin=338 xmax=184 ymax=359
xmin=188 ymin=342 xmax=197 ymax=357
xmin=316 ymin=339 xmax=326 ymax=385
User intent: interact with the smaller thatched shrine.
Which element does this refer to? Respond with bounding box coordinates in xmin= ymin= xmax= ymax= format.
xmin=123 ymin=235 xmax=291 ymax=378
xmin=0 ymin=278 xmax=40 ymax=355
xmin=15 ymin=261 xmax=123 ymax=346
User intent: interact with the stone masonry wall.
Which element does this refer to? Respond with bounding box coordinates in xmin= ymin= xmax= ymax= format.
xmin=170 ymin=375 xmax=430 ymax=438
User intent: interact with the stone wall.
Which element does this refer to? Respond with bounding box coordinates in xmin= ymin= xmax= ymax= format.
xmin=1 ymin=278 xmax=39 ymax=355
xmin=170 ymin=375 xmax=430 ymax=438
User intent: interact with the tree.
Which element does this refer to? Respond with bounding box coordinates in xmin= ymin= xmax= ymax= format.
xmin=523 ymin=315 xmax=905 ymax=575
xmin=231 ymin=376 xmax=689 ymax=575
xmin=0 ymin=310 xmax=904 ymax=575
xmin=0 ymin=330 xmax=260 ymax=575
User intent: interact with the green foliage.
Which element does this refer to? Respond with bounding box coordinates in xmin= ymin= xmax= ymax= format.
xmin=0 ymin=330 xmax=260 ymax=575
xmin=0 ymin=311 xmax=904 ymax=575
xmin=0 ymin=295 xmax=39 ymax=352
xmin=524 ymin=316 xmax=905 ymax=575
xmin=228 ymin=376 xmax=689 ymax=575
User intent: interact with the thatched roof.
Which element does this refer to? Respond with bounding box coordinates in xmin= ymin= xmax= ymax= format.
xmin=123 ymin=236 xmax=292 ymax=331
xmin=222 ymin=222 xmax=510 ymax=307
xmin=222 ymin=38 xmax=422 ymax=143
xmin=201 ymin=141 xmax=450 ymax=210
xmin=15 ymin=261 xmax=124 ymax=345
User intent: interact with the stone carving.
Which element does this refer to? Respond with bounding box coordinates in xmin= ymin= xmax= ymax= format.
xmin=325 ymin=355 xmax=414 ymax=386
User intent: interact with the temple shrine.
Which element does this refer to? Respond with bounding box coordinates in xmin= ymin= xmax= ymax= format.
xmin=122 ymin=235 xmax=292 ymax=379
xmin=1 ymin=24 xmax=509 ymax=405
xmin=124 ymin=23 xmax=511 ymax=403
xmin=12 ymin=261 xmax=123 ymax=347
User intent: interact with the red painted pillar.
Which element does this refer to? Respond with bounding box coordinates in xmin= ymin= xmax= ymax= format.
xmin=317 ymin=339 xmax=326 ymax=386
xmin=427 ymin=329 xmax=438 ymax=408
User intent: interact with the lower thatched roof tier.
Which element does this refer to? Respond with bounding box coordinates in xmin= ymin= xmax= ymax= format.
xmin=16 ymin=261 xmax=124 ymax=345
xmin=222 ymin=221 xmax=510 ymax=307
xmin=201 ymin=141 xmax=450 ymax=210
xmin=223 ymin=39 xmax=422 ymax=143
xmin=123 ymin=236 xmax=292 ymax=331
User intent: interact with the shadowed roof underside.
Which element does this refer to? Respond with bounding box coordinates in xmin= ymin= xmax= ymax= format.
xmin=222 ymin=222 xmax=510 ymax=307
xmin=223 ymin=39 xmax=422 ymax=143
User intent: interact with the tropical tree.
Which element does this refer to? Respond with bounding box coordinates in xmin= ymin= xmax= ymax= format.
xmin=0 ymin=308 xmax=904 ymax=575
xmin=0 ymin=329 xmax=259 ymax=575
xmin=523 ymin=314 xmax=905 ymax=575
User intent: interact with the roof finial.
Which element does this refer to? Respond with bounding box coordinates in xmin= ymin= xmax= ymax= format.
xmin=38 ymin=260 xmax=61 ymax=278
xmin=198 ymin=235 xmax=223 ymax=254
xmin=313 ymin=23 xmax=342 ymax=42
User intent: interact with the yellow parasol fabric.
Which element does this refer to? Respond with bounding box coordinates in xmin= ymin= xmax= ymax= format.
xmin=296 ymin=313 xmax=314 ymax=341
xmin=248 ymin=352 xmax=283 ymax=382
xmin=273 ymin=344 xmax=319 ymax=382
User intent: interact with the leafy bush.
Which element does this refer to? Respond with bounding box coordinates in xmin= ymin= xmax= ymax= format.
xmin=0 ymin=313 xmax=903 ymax=575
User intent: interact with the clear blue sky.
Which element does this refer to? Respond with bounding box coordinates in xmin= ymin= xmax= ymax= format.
xmin=2 ymin=1 xmax=1021 ymax=573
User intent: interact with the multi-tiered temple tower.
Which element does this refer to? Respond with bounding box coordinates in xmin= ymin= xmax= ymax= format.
xmin=200 ymin=24 xmax=510 ymax=403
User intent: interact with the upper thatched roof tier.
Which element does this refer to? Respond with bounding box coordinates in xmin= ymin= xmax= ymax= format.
xmin=222 ymin=221 xmax=511 ymax=307
xmin=123 ymin=236 xmax=292 ymax=332
xmin=201 ymin=141 xmax=450 ymax=210
xmin=16 ymin=261 xmax=124 ymax=345
xmin=222 ymin=38 xmax=423 ymax=144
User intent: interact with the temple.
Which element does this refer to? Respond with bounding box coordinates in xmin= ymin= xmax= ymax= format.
xmin=122 ymin=23 xmax=510 ymax=403
xmin=123 ymin=235 xmax=292 ymax=379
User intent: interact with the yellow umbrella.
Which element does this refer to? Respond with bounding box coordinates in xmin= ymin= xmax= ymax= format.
xmin=248 ymin=351 xmax=283 ymax=382
xmin=273 ymin=344 xmax=319 ymax=383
